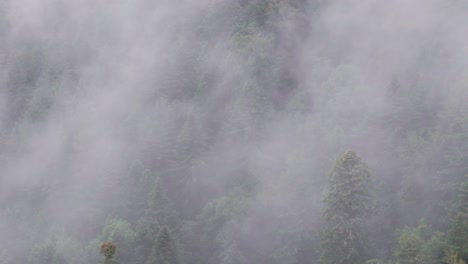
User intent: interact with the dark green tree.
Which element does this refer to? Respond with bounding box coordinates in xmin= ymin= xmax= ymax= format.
xmin=29 ymin=241 xmax=66 ymax=264
xmin=147 ymin=226 xmax=178 ymax=264
xmin=134 ymin=176 xmax=178 ymax=264
xmin=448 ymin=175 xmax=468 ymax=261
xmin=99 ymin=218 xmax=137 ymax=264
xmin=320 ymin=150 xmax=373 ymax=264
xmin=392 ymin=219 xmax=445 ymax=264
xmin=146 ymin=176 xmax=178 ymax=229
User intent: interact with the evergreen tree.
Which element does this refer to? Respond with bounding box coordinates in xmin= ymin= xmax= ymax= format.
xmin=146 ymin=176 xmax=178 ymax=229
xmin=29 ymin=241 xmax=66 ymax=264
xmin=443 ymin=249 xmax=466 ymax=264
xmin=99 ymin=219 xmax=137 ymax=264
xmin=134 ymin=176 xmax=178 ymax=264
xmin=147 ymin=226 xmax=178 ymax=264
xmin=448 ymin=175 xmax=468 ymax=261
xmin=393 ymin=223 xmax=427 ymax=264
xmin=320 ymin=150 xmax=373 ymax=264
xmin=392 ymin=220 xmax=445 ymax=264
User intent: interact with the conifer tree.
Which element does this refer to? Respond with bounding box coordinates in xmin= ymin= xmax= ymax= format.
xmin=392 ymin=220 xmax=445 ymax=264
xmin=134 ymin=176 xmax=177 ymax=264
xmin=320 ymin=150 xmax=373 ymax=264
xmin=99 ymin=218 xmax=137 ymax=264
xmin=393 ymin=223 xmax=427 ymax=264
xmin=29 ymin=241 xmax=66 ymax=264
xmin=147 ymin=226 xmax=178 ymax=264
xmin=146 ymin=176 xmax=178 ymax=228
xmin=448 ymin=175 xmax=468 ymax=261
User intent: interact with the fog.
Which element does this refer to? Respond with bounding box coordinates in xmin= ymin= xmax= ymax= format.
xmin=0 ymin=0 xmax=467 ymax=263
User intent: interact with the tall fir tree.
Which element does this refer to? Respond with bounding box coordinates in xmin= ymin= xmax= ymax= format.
xmin=146 ymin=176 xmax=178 ymax=229
xmin=448 ymin=175 xmax=468 ymax=261
xmin=134 ymin=176 xmax=178 ymax=264
xmin=320 ymin=150 xmax=373 ymax=264
xmin=147 ymin=226 xmax=178 ymax=264
xmin=28 ymin=241 xmax=66 ymax=264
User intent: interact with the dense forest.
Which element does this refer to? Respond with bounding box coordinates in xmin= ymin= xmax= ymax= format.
xmin=0 ymin=0 xmax=467 ymax=263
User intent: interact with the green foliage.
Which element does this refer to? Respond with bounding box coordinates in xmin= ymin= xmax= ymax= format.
xmin=320 ymin=150 xmax=373 ymax=264
xmin=180 ymin=175 xmax=255 ymax=264
xmin=1 ymin=1 xmax=468 ymax=264
xmin=147 ymin=226 xmax=178 ymax=264
xmin=146 ymin=176 xmax=178 ymax=229
xmin=29 ymin=240 xmax=66 ymax=264
xmin=448 ymin=175 xmax=468 ymax=260
xmin=393 ymin=220 xmax=445 ymax=264
xmin=100 ymin=219 xmax=137 ymax=244
xmin=442 ymin=249 xmax=466 ymax=264
xmin=324 ymin=151 xmax=373 ymax=220
xmin=133 ymin=175 xmax=179 ymax=264
xmin=393 ymin=224 xmax=426 ymax=264
xmin=99 ymin=219 xmax=137 ymax=264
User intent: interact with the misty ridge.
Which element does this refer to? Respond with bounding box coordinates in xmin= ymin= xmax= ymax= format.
xmin=0 ymin=0 xmax=467 ymax=263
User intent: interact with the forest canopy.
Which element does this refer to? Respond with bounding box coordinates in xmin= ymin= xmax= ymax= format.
xmin=0 ymin=0 xmax=467 ymax=264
